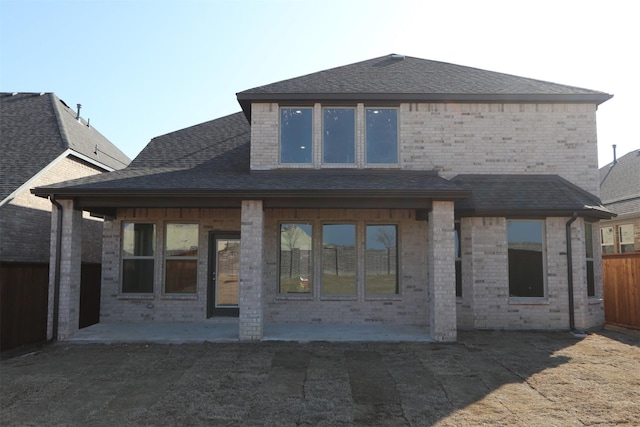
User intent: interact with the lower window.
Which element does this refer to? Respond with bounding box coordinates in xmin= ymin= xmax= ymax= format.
xmin=165 ymin=224 xmax=198 ymax=294
xmin=585 ymin=223 xmax=595 ymax=297
xmin=279 ymin=223 xmax=313 ymax=294
xmin=508 ymin=220 xmax=545 ymax=298
xmin=121 ymin=223 xmax=155 ymax=293
xmin=365 ymin=225 xmax=398 ymax=295
xmin=322 ymin=224 xmax=356 ymax=296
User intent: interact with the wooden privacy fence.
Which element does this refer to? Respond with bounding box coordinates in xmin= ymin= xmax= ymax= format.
xmin=1 ymin=263 xmax=49 ymax=351
xmin=603 ymin=253 xmax=640 ymax=329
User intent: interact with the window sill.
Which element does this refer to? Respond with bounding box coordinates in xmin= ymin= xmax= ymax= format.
xmin=364 ymin=295 xmax=402 ymax=302
xmin=508 ymin=297 xmax=549 ymax=305
xmin=160 ymin=294 xmax=198 ymax=300
xmin=276 ymin=294 xmax=314 ymax=301
xmin=118 ymin=294 xmax=154 ymax=300
xmin=320 ymin=296 xmax=358 ymax=301
xmin=588 ymin=297 xmax=603 ymax=305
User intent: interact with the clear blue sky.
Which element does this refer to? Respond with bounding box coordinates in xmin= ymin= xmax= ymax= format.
xmin=2 ymin=0 xmax=637 ymax=167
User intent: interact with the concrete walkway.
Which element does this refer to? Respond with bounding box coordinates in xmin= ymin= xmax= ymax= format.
xmin=68 ymin=321 xmax=432 ymax=343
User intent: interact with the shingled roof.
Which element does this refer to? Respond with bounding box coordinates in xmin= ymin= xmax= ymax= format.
xmin=451 ymin=174 xmax=612 ymax=219
xmin=32 ymin=112 xmax=468 ymax=214
xmin=599 ymin=149 xmax=640 ymax=216
xmin=0 ymin=92 xmax=130 ymax=202
xmin=236 ymin=54 xmax=612 ymax=119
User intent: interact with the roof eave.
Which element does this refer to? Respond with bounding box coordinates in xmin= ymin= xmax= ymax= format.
xmin=237 ymin=92 xmax=613 ymax=120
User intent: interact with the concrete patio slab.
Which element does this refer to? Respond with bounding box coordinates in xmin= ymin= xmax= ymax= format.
xmin=67 ymin=322 xmax=431 ymax=343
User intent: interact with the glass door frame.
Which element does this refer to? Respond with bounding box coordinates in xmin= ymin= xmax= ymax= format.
xmin=207 ymin=232 xmax=240 ymax=317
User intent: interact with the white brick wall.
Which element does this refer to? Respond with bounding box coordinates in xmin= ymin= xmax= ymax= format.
xmin=100 ymin=208 xmax=240 ymax=323
xmin=249 ymin=102 xmax=600 ymax=195
xmin=262 ymin=208 xmax=429 ymax=326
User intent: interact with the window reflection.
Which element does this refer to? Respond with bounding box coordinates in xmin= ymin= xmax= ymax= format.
xmin=365 ymin=225 xmax=398 ymax=295
xmin=322 ymin=224 xmax=356 ymax=295
xmin=279 ymin=223 xmax=313 ymax=293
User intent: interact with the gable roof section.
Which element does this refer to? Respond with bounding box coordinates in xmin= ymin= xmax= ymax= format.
xmin=599 ymin=149 xmax=640 ymax=216
xmin=451 ymin=174 xmax=613 ymax=219
xmin=0 ymin=92 xmax=130 ymax=202
xmin=236 ymin=54 xmax=612 ymax=119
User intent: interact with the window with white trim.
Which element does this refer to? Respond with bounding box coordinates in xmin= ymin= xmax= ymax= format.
xmin=619 ymin=224 xmax=635 ymax=253
xmin=600 ymin=226 xmax=615 ymax=254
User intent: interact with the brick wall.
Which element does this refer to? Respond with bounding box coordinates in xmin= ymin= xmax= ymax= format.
xmin=262 ymin=208 xmax=429 ymax=326
xmin=100 ymin=208 xmax=241 ymax=322
xmin=456 ymin=216 xmax=604 ymax=330
xmin=249 ymin=102 xmax=600 ymax=195
xmin=1 ymin=156 xmax=105 ymax=263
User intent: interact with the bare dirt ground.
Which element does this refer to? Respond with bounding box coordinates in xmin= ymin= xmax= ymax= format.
xmin=1 ymin=328 xmax=639 ymax=426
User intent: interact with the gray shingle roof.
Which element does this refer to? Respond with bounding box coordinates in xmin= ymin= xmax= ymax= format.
xmin=1 ymin=92 xmax=130 ymax=201
xmin=599 ymin=149 xmax=640 ymax=216
xmin=451 ymin=174 xmax=612 ymax=219
xmin=32 ymin=112 xmax=465 ymax=198
xmin=237 ymin=54 xmax=612 ymax=119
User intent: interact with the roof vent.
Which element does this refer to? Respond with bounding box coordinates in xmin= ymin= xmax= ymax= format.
xmin=76 ymin=103 xmax=82 ymax=120
xmin=390 ymin=54 xmax=405 ymax=60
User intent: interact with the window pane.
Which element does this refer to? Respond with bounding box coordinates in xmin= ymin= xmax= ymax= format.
xmin=122 ymin=259 xmax=154 ymax=293
xmin=166 ymin=224 xmax=198 ymax=257
xmin=322 ymin=224 xmax=356 ymax=295
xmin=279 ymin=223 xmax=313 ymax=294
xmin=454 ymin=222 xmax=462 ymax=297
xmin=586 ymin=260 xmax=595 ymax=297
xmin=508 ymin=221 xmax=544 ymax=297
xmin=366 ymin=109 xmax=398 ymax=164
xmin=584 ymin=223 xmax=594 ymax=258
xmin=323 ymin=108 xmax=355 ymax=163
xmin=281 ymin=108 xmax=312 ymax=163
xmin=122 ymin=223 xmax=155 ymax=256
xmin=365 ymin=225 xmax=398 ymax=295
xmin=165 ymin=259 xmax=197 ymax=293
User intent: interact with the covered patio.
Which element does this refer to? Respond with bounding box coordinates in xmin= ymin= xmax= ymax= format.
xmin=68 ymin=321 xmax=432 ymax=344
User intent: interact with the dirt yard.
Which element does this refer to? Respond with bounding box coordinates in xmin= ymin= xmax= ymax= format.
xmin=2 ymin=328 xmax=639 ymax=426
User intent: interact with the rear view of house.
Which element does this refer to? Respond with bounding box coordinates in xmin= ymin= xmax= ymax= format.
xmin=33 ymin=55 xmax=613 ymax=342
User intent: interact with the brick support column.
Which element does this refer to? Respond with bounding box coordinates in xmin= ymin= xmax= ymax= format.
xmin=428 ymin=201 xmax=457 ymax=341
xmin=239 ymin=200 xmax=264 ymax=341
xmin=47 ymin=198 xmax=82 ymax=340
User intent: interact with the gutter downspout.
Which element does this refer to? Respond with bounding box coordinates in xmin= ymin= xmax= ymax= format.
xmin=51 ymin=196 xmax=63 ymax=341
xmin=566 ymin=212 xmax=578 ymax=332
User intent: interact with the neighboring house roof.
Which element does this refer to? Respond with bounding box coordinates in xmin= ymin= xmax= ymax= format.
xmin=451 ymin=174 xmax=612 ymax=219
xmin=236 ymin=54 xmax=612 ymax=120
xmin=599 ymin=149 xmax=640 ymax=217
xmin=0 ymin=92 xmax=130 ymax=203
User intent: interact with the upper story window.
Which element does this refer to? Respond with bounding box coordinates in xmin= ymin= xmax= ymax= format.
xmin=280 ymin=107 xmax=312 ymax=164
xmin=323 ymin=108 xmax=355 ymax=163
xmin=366 ymin=108 xmax=398 ymax=164
xmin=507 ymin=220 xmax=545 ymax=298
